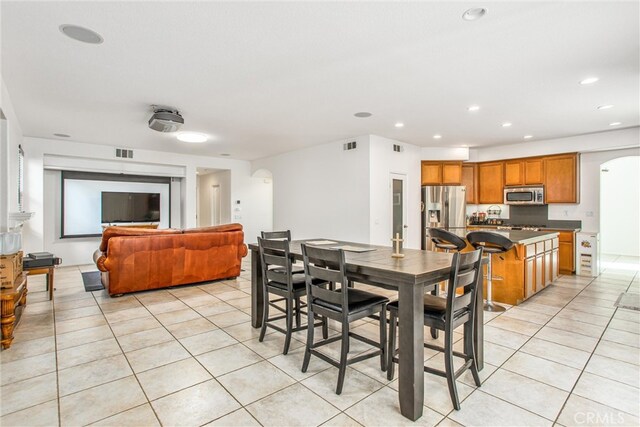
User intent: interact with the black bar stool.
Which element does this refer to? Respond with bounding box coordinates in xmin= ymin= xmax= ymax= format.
xmin=466 ymin=231 xmax=514 ymax=312
xmin=428 ymin=228 xmax=467 ymax=253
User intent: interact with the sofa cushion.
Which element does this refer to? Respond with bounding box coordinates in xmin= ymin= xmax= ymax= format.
xmin=100 ymin=227 xmax=181 ymax=252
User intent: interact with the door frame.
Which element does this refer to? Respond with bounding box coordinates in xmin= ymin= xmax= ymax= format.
xmin=390 ymin=173 xmax=408 ymax=240
xmin=210 ymin=184 xmax=221 ymax=226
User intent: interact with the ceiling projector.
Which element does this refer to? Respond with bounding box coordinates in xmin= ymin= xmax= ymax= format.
xmin=148 ymin=106 xmax=184 ymax=132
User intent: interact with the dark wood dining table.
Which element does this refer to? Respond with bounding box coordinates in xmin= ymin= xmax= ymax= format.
xmin=248 ymin=239 xmax=484 ymax=421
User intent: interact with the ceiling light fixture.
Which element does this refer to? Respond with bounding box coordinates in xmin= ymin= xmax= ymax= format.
xmin=433 ymin=134 xmax=442 ymax=139
xmin=53 ymin=133 xmax=70 ymax=138
xmin=502 ymin=122 xmax=512 ymax=127
xmin=609 ymin=122 xmax=622 ymax=126
xmin=59 ymin=24 xmax=103 ymax=44
xmin=395 ymin=122 xmax=404 ymax=128
xmin=467 ymin=105 xmax=480 ymax=112
xmin=177 ymin=132 xmax=208 ymax=143
xmin=524 ymin=135 xmax=533 ymax=139
xmin=354 ymin=112 xmax=372 ymax=118
xmin=597 ymin=104 xmax=614 ymax=110
xmin=462 ymin=8 xmax=486 ymax=21
xmin=579 ymin=77 xmax=599 ymax=85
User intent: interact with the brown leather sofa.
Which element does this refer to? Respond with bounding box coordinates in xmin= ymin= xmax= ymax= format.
xmin=94 ymin=223 xmax=248 ymax=296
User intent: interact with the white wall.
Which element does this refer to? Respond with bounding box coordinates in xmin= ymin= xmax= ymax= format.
xmin=600 ymin=156 xmax=640 ymax=256
xmin=21 ymin=137 xmax=269 ymax=265
xmin=369 ymin=135 xmax=421 ymax=249
xmin=0 ymin=78 xmax=24 ymax=232
xmin=252 ymin=135 xmax=371 ymax=244
xmin=197 ymin=170 xmax=231 ymax=227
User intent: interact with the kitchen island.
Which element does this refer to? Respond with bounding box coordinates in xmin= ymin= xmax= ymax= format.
xmin=446 ymin=228 xmax=560 ymax=305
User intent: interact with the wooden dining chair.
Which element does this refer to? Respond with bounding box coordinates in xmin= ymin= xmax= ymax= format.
xmin=386 ymin=248 xmax=484 ymax=410
xmin=301 ymin=244 xmax=389 ymax=394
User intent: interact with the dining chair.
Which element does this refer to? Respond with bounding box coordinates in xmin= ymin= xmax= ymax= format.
xmin=258 ymin=237 xmax=326 ymax=354
xmin=386 ymin=248 xmax=484 ymax=410
xmin=301 ymin=244 xmax=389 ymax=394
xmin=261 ymin=230 xmax=304 ymax=274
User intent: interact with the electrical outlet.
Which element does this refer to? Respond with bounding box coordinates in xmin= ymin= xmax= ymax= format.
xmin=586 ymin=211 xmax=594 ymax=217
xmin=563 ymin=210 xmax=568 ymax=217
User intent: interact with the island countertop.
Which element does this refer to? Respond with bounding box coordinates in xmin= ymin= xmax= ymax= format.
xmin=449 ymin=228 xmax=559 ymax=246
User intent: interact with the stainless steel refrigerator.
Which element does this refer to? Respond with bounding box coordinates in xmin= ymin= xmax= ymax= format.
xmin=421 ymin=186 xmax=466 ymax=250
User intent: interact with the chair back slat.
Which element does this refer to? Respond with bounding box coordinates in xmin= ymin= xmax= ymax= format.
xmin=301 ymin=244 xmax=348 ymax=315
xmin=258 ymin=237 xmax=293 ymax=289
xmin=445 ymin=248 xmax=483 ymax=320
xmin=261 ymin=230 xmax=292 ymax=241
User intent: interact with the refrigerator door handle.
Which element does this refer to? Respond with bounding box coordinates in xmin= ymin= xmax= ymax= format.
xmin=420 ymin=201 xmax=425 ymax=212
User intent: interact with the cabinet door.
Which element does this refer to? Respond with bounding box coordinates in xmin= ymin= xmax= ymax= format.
xmin=442 ymin=162 xmax=463 ymax=184
xmin=544 ymin=251 xmax=552 ymax=286
xmin=544 ymin=154 xmax=579 ymax=203
xmin=524 ymin=159 xmax=544 ymax=184
xmin=461 ymin=164 xmax=477 ymax=204
xmin=421 ymin=162 xmax=442 ymax=185
xmin=552 ymin=248 xmax=559 ymax=281
xmin=478 ymin=162 xmax=504 ymax=204
xmin=525 ymin=257 xmax=535 ymax=298
xmin=504 ymin=160 xmax=524 ymax=186
xmin=559 ymin=242 xmax=574 ymax=274
xmin=535 ymin=254 xmax=544 ymax=291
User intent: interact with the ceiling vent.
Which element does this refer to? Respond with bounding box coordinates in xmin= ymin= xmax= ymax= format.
xmin=115 ymin=148 xmax=133 ymax=159
xmin=148 ymin=105 xmax=184 ymax=133
xmin=343 ymin=141 xmax=357 ymax=151
xmin=393 ymin=144 xmax=403 ymax=153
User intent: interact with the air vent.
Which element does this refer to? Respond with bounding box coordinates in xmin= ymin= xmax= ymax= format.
xmin=343 ymin=141 xmax=357 ymax=151
xmin=115 ymin=148 xmax=134 ymax=159
xmin=393 ymin=144 xmax=403 ymax=152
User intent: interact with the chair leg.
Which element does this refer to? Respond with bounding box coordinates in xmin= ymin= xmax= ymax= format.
xmin=444 ymin=324 xmax=460 ymax=411
xmin=283 ymin=297 xmax=293 ymax=355
xmin=295 ymin=297 xmax=301 ymax=328
xmin=379 ymin=304 xmax=387 ymax=372
xmin=259 ymin=289 xmax=270 ymax=342
xmin=465 ymin=320 xmax=482 ymax=387
xmin=336 ymin=320 xmax=349 ymax=395
xmin=301 ymin=308 xmax=315 ymax=373
xmin=431 ymin=286 xmax=439 ymax=339
xmin=387 ymin=310 xmax=397 ymax=381
xmin=322 ymin=315 xmax=328 ymax=339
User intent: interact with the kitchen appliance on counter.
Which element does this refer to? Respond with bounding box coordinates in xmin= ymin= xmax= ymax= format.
xmin=504 ymin=186 xmax=545 ymax=205
xmin=421 ymin=186 xmax=466 ymax=250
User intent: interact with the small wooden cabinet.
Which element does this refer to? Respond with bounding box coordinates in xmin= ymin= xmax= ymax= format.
xmin=504 ymin=160 xmax=524 ymax=186
xmin=544 ymin=154 xmax=579 ymax=203
xmin=461 ymin=164 xmax=477 ymax=204
xmin=421 ymin=161 xmax=462 ymax=185
xmin=478 ymin=162 xmax=504 ymax=203
xmin=524 ymin=158 xmax=544 ymax=184
xmin=557 ymin=231 xmax=576 ymax=274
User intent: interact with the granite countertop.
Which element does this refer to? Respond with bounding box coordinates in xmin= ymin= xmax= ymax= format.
xmin=450 ymin=228 xmax=560 ymax=245
xmin=468 ymin=223 xmax=581 ymax=232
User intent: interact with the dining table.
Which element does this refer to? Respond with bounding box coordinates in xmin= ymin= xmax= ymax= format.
xmin=248 ymin=239 xmax=484 ymax=421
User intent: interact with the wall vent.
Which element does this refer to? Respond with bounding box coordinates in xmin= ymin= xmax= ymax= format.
xmin=343 ymin=141 xmax=357 ymax=151
xmin=393 ymin=144 xmax=403 ymax=153
xmin=115 ymin=148 xmax=134 ymax=159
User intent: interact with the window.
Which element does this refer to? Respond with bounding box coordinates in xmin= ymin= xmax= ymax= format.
xmin=18 ymin=144 xmax=24 ymax=212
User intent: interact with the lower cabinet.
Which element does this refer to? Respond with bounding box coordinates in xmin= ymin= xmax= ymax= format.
xmin=551 ymin=247 xmax=559 ymax=281
xmin=525 ymin=256 xmax=535 ymax=299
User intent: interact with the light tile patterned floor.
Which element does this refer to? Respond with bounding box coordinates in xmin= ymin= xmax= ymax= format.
xmin=1 ymin=254 xmax=638 ymax=426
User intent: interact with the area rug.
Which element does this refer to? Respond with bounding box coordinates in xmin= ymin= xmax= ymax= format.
xmin=82 ymin=271 xmax=104 ymax=292
xmin=614 ymin=292 xmax=640 ymax=311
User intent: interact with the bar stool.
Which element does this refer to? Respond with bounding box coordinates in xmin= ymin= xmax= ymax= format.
xmin=466 ymin=231 xmax=514 ymax=312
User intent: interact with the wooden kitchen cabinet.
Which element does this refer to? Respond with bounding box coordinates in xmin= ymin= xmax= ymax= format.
xmin=524 ymin=158 xmax=544 ymax=184
xmin=504 ymin=160 xmax=524 ymax=186
xmin=461 ymin=164 xmax=477 ymax=204
xmin=478 ymin=162 xmax=504 ymax=203
xmin=557 ymin=231 xmax=576 ymax=274
xmin=544 ymin=154 xmax=579 ymax=203
xmin=421 ymin=161 xmax=462 ymax=185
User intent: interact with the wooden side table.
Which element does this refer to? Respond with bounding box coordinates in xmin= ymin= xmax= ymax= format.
xmin=24 ymin=266 xmax=55 ymax=301
xmin=1 ymin=273 xmax=27 ymax=349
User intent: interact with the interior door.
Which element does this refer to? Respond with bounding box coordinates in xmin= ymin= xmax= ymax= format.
xmin=210 ymin=185 xmax=221 ymax=226
xmin=391 ymin=173 xmax=407 ymax=242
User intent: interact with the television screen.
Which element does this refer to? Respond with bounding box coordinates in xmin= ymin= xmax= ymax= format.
xmin=101 ymin=192 xmax=160 ymax=223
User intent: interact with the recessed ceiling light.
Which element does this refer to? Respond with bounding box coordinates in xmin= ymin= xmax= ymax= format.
xmin=579 ymin=77 xmax=599 ymax=85
xmin=467 ymin=105 xmax=480 ymax=112
xmin=395 ymin=122 xmax=404 ymax=128
xmin=524 ymin=135 xmax=533 ymax=139
xmin=597 ymin=104 xmax=614 ymax=110
xmin=59 ymin=24 xmax=103 ymax=44
xmin=609 ymin=122 xmax=622 ymax=126
xmin=53 ymin=133 xmax=70 ymax=138
xmin=462 ymin=8 xmax=486 ymax=21
xmin=177 ymin=132 xmax=208 ymax=143
xmin=354 ymin=112 xmax=372 ymax=118
xmin=433 ymin=134 xmax=442 ymax=139
xmin=502 ymin=122 xmax=512 ymax=127
xmin=220 ymin=153 xmax=231 ymax=157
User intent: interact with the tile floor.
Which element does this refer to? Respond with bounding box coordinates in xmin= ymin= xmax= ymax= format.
xmin=1 ymin=253 xmax=638 ymax=426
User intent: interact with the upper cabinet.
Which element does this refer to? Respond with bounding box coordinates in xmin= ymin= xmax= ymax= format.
xmin=544 ymin=153 xmax=579 ymax=203
xmin=478 ymin=162 xmax=504 ymax=203
xmin=524 ymin=158 xmax=544 ymax=185
xmin=421 ymin=161 xmax=462 ymax=185
xmin=504 ymin=160 xmax=524 ymax=186
xmin=461 ymin=164 xmax=477 ymax=204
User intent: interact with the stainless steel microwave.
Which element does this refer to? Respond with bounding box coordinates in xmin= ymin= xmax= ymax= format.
xmin=504 ymin=186 xmax=545 ymax=205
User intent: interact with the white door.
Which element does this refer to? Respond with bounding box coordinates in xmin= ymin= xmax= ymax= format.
xmin=390 ymin=173 xmax=408 ymax=241
xmin=210 ymin=185 xmax=221 ymax=226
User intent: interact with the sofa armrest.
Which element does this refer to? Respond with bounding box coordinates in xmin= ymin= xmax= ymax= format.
xmin=93 ymin=249 xmax=108 ymax=272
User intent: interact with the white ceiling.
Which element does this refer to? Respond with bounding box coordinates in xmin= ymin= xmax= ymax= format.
xmin=1 ymin=1 xmax=638 ymax=161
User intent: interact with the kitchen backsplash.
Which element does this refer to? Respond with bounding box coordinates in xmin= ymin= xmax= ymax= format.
xmin=466 ymin=204 xmax=582 ymax=229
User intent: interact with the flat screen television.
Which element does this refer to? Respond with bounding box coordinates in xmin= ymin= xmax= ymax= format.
xmin=101 ymin=192 xmax=160 ymax=223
